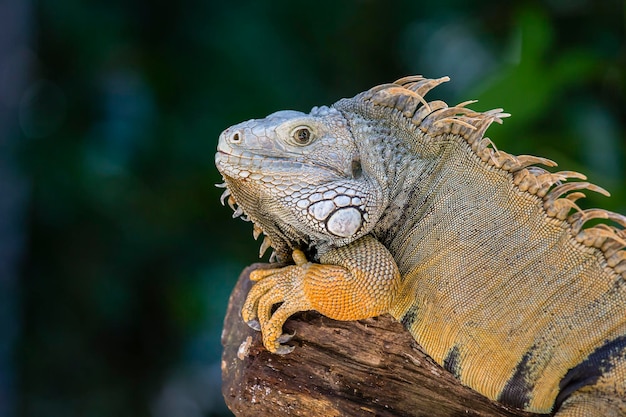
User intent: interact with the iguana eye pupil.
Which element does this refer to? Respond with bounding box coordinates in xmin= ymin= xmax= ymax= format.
xmin=293 ymin=128 xmax=311 ymax=144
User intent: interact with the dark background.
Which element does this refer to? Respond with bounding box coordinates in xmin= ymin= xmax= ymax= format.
xmin=0 ymin=1 xmax=623 ymax=416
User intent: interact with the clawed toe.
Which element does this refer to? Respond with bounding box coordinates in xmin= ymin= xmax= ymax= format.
xmin=241 ymin=260 xmax=313 ymax=354
xmin=274 ymin=344 xmax=295 ymax=355
xmin=277 ymin=331 xmax=296 ymax=343
xmin=246 ymin=319 xmax=261 ymax=331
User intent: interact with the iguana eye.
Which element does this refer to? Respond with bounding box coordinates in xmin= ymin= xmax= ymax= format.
xmin=292 ymin=127 xmax=312 ymax=145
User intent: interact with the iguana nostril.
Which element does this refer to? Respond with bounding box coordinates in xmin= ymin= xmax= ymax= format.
xmin=231 ymin=131 xmax=241 ymax=143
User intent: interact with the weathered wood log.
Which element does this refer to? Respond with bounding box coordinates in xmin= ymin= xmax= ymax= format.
xmin=221 ymin=263 xmax=540 ymax=417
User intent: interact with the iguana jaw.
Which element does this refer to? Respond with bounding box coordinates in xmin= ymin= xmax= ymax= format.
xmin=215 ymin=174 xmax=301 ymax=262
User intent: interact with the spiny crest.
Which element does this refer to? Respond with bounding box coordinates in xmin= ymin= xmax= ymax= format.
xmin=361 ymin=75 xmax=510 ymax=144
xmin=360 ymin=75 xmax=626 ymax=277
xmin=216 ymin=181 xmax=278 ymax=262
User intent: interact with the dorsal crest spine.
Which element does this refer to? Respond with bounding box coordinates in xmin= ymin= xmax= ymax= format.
xmin=355 ymin=75 xmax=626 ymax=278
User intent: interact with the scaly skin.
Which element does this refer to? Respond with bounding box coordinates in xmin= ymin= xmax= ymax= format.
xmin=241 ymin=236 xmax=400 ymax=354
xmin=215 ymin=76 xmax=626 ymax=416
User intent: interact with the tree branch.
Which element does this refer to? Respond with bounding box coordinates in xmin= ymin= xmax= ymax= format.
xmin=221 ymin=263 xmax=540 ymax=417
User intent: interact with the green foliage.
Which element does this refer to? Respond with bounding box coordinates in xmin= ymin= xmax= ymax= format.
xmin=17 ymin=0 xmax=624 ymax=416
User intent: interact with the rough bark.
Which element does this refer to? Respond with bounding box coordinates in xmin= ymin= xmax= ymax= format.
xmin=221 ymin=263 xmax=541 ymax=417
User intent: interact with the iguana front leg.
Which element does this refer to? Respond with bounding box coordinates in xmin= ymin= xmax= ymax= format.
xmin=241 ymin=235 xmax=401 ymax=354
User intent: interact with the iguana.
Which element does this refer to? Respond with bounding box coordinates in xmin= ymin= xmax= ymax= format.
xmin=214 ymin=76 xmax=626 ymax=416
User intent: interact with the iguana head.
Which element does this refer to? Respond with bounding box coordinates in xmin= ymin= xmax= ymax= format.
xmin=215 ymin=106 xmax=386 ymax=262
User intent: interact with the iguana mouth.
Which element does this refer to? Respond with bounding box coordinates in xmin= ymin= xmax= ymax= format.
xmin=217 ymin=150 xmax=347 ymax=180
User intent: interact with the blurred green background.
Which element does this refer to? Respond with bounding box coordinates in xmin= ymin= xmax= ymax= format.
xmin=0 ymin=0 xmax=623 ymax=416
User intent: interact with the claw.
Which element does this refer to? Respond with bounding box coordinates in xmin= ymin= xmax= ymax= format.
xmin=277 ymin=331 xmax=296 ymax=344
xmin=215 ymin=182 xmax=227 ymax=188
xmin=269 ymin=251 xmax=278 ymax=263
xmin=246 ymin=319 xmax=261 ymax=331
xmin=274 ymin=345 xmax=295 ymax=355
